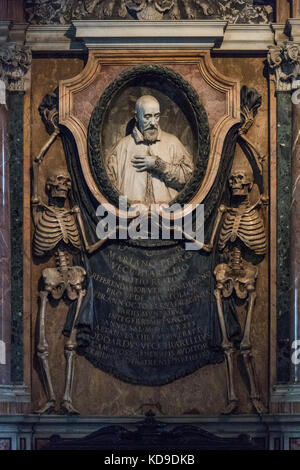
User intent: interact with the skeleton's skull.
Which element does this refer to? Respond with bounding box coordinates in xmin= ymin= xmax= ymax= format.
xmin=228 ymin=168 xmax=254 ymax=196
xmin=46 ymin=169 xmax=72 ymax=199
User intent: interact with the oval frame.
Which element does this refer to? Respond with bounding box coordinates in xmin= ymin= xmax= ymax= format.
xmin=88 ymin=64 xmax=210 ymax=209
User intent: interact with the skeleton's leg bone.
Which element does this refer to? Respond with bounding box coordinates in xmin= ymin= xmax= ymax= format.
xmin=241 ymin=349 xmax=266 ymax=414
xmin=214 ymin=288 xmax=238 ymax=413
xmin=240 ymin=289 xmax=256 ymax=350
xmin=61 ymin=288 xmax=86 ymax=415
xmin=240 ymin=290 xmax=266 ymax=414
xmin=35 ymin=290 xmax=56 ymax=414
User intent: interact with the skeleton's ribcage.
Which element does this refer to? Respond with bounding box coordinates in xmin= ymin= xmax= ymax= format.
xmin=33 ymin=209 xmax=81 ymax=256
xmin=218 ymin=208 xmax=266 ymax=255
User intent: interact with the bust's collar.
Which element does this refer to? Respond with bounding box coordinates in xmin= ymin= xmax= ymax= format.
xmin=132 ymin=125 xmax=161 ymax=144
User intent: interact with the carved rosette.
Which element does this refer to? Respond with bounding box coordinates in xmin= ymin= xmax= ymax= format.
xmin=268 ymin=42 xmax=300 ymax=92
xmin=0 ymin=43 xmax=32 ymax=92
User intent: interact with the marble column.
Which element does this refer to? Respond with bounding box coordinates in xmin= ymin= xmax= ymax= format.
xmin=268 ymin=42 xmax=300 ymax=405
xmin=291 ymin=91 xmax=300 ymax=383
xmin=276 ymin=91 xmax=292 ymax=384
xmin=0 ymin=100 xmax=11 ymax=385
xmin=0 ymin=41 xmax=31 ymax=402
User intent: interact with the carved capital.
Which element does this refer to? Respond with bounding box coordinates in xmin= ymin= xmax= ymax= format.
xmin=268 ymin=41 xmax=300 ymax=92
xmin=0 ymin=43 xmax=32 ymax=91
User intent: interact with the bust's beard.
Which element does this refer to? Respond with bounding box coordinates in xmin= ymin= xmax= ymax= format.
xmin=143 ymin=128 xmax=158 ymax=142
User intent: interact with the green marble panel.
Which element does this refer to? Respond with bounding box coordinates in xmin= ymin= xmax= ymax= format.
xmin=276 ymin=91 xmax=292 ymax=383
xmin=8 ymin=92 xmax=24 ymax=384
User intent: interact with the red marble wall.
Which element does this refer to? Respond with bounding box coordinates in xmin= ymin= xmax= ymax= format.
xmin=0 ymin=0 xmax=24 ymax=21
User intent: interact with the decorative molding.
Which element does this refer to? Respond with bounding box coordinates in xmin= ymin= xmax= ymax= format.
xmin=271 ymin=384 xmax=300 ymax=403
xmin=0 ymin=42 xmax=31 ymax=91
xmin=59 ymin=49 xmax=240 ymax=209
xmin=285 ymin=19 xmax=300 ymax=44
xmin=9 ymin=23 xmax=29 ymax=45
xmin=268 ymin=41 xmax=300 ymax=92
xmin=2 ymin=413 xmax=300 ymax=450
xmin=0 ymin=385 xmax=30 ymax=403
xmin=24 ymin=0 xmax=274 ymax=24
xmin=220 ymin=24 xmax=274 ymax=51
xmin=23 ymin=21 xmax=281 ymax=52
xmin=41 ymin=412 xmax=258 ymax=450
xmin=73 ymin=20 xmax=226 ymax=49
xmin=25 ymin=24 xmax=82 ymax=51
xmin=271 ymin=23 xmax=288 ymax=45
xmin=0 ymin=21 xmax=11 ymax=45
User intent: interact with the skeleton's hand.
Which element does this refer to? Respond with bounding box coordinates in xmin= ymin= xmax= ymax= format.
xmin=72 ymin=205 xmax=80 ymax=214
xmin=131 ymin=155 xmax=157 ymax=172
xmin=202 ymin=243 xmax=213 ymax=252
xmin=31 ymin=195 xmax=41 ymax=205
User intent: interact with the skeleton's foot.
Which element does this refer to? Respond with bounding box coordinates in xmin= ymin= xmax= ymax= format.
xmin=35 ymin=400 xmax=56 ymax=415
xmin=222 ymin=400 xmax=238 ymax=415
xmin=251 ymin=398 xmax=266 ymax=415
xmin=60 ymin=400 xmax=80 ymax=415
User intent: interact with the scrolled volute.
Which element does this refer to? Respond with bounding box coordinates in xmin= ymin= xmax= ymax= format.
xmin=268 ymin=41 xmax=300 ymax=92
xmin=0 ymin=43 xmax=32 ymax=91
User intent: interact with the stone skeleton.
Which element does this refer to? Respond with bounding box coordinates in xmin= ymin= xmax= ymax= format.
xmin=203 ymin=166 xmax=267 ymax=414
xmin=32 ymin=126 xmax=105 ymax=415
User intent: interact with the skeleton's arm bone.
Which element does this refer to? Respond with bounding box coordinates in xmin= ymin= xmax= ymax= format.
xmin=202 ymin=204 xmax=227 ymax=252
xmin=31 ymin=201 xmax=47 ymax=228
xmin=73 ymin=206 xmax=113 ymax=254
xmin=32 ymin=129 xmax=60 ymax=207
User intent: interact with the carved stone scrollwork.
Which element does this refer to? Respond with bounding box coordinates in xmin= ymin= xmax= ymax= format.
xmin=24 ymin=0 xmax=273 ymax=23
xmin=0 ymin=43 xmax=32 ymax=91
xmin=268 ymin=42 xmax=300 ymax=92
xmin=125 ymin=0 xmax=175 ymax=21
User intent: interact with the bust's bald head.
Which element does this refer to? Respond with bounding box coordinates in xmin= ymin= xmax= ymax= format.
xmin=135 ymin=95 xmax=160 ymax=142
xmin=135 ymin=95 xmax=160 ymax=113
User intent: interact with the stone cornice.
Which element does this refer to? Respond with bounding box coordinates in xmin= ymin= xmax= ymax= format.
xmin=220 ymin=24 xmax=274 ymax=51
xmin=271 ymin=23 xmax=288 ymax=45
xmin=268 ymin=41 xmax=300 ymax=92
xmin=285 ymin=19 xmax=300 ymax=43
xmin=25 ymin=24 xmax=82 ymax=52
xmin=0 ymin=42 xmax=32 ymax=91
xmin=73 ymin=20 xmax=226 ymax=49
xmin=24 ymin=21 xmax=281 ymax=52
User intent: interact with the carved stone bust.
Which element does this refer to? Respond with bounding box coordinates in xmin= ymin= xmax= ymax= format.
xmin=106 ymin=95 xmax=194 ymax=204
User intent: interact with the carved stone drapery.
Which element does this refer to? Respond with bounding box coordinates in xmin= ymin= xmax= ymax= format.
xmin=0 ymin=43 xmax=31 ymax=91
xmin=268 ymin=42 xmax=300 ymax=92
xmin=24 ymin=0 xmax=274 ymax=24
